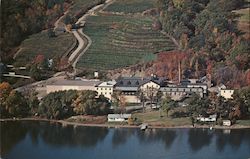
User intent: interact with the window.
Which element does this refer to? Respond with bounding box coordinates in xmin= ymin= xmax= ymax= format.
xmin=109 ymin=88 xmax=111 ymax=90
xmin=110 ymin=92 xmax=112 ymax=95
xmin=105 ymin=88 xmax=107 ymax=90
xmin=101 ymin=88 xmax=103 ymax=90
xmin=105 ymin=92 xmax=107 ymax=95
xmin=97 ymin=88 xmax=98 ymax=90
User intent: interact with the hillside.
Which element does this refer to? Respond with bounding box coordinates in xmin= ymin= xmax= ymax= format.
xmin=76 ymin=0 xmax=175 ymax=70
xmin=0 ymin=0 xmax=70 ymax=62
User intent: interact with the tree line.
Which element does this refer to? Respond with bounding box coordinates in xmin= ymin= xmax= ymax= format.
xmin=159 ymin=87 xmax=250 ymax=121
xmin=0 ymin=82 xmax=110 ymax=119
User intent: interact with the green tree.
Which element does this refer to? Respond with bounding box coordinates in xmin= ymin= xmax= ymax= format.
xmin=5 ymin=91 xmax=30 ymax=117
xmin=230 ymin=87 xmax=250 ymax=118
xmin=187 ymin=94 xmax=210 ymax=117
xmin=29 ymin=64 xmax=42 ymax=81
xmin=73 ymin=90 xmax=110 ymax=115
xmin=161 ymin=95 xmax=176 ymax=117
xmin=39 ymin=90 xmax=78 ymax=119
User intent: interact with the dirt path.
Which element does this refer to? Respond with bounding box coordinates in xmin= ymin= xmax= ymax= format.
xmin=54 ymin=11 xmax=69 ymax=31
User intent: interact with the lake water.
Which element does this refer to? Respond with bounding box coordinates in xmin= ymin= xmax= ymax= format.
xmin=1 ymin=121 xmax=250 ymax=159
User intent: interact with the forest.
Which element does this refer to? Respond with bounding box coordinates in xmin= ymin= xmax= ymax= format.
xmin=151 ymin=0 xmax=249 ymax=88
xmin=0 ymin=0 xmax=72 ymax=62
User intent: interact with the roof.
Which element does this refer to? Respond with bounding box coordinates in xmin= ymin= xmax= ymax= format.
xmin=160 ymin=86 xmax=203 ymax=92
xmin=97 ymin=80 xmax=116 ymax=87
xmin=115 ymin=87 xmax=138 ymax=91
xmin=115 ymin=76 xmax=166 ymax=88
xmin=108 ymin=114 xmax=131 ymax=118
xmin=47 ymin=79 xmax=102 ymax=86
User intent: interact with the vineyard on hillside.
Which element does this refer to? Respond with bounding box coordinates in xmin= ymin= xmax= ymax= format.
xmin=76 ymin=14 xmax=175 ymax=70
xmin=103 ymin=0 xmax=156 ymax=13
xmin=14 ymin=32 xmax=75 ymax=66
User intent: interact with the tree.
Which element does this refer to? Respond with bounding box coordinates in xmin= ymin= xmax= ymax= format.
xmin=0 ymin=82 xmax=13 ymax=118
xmin=230 ymin=87 xmax=250 ymax=118
xmin=39 ymin=90 xmax=78 ymax=119
xmin=161 ymin=95 xmax=176 ymax=117
xmin=137 ymin=88 xmax=146 ymax=112
xmin=111 ymin=91 xmax=127 ymax=113
xmin=73 ymin=90 xmax=110 ymax=115
xmin=29 ymin=64 xmax=42 ymax=81
xmin=28 ymin=91 xmax=40 ymax=116
xmin=187 ymin=94 xmax=210 ymax=117
xmin=5 ymin=91 xmax=29 ymax=117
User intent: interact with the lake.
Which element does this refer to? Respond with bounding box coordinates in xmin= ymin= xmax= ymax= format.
xmin=1 ymin=121 xmax=250 ymax=159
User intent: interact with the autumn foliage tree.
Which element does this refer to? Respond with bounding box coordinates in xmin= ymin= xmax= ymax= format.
xmin=0 ymin=82 xmax=30 ymax=118
xmin=155 ymin=0 xmax=249 ymax=87
xmin=154 ymin=51 xmax=188 ymax=81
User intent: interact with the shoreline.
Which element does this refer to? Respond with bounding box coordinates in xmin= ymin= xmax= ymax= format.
xmin=1 ymin=118 xmax=250 ymax=130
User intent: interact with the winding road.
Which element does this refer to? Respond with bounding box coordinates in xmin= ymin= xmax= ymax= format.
xmin=14 ymin=0 xmax=115 ymax=98
xmin=68 ymin=0 xmax=114 ymax=75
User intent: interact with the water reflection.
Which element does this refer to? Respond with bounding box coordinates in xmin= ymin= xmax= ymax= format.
xmin=1 ymin=121 xmax=250 ymax=159
xmin=188 ymin=129 xmax=213 ymax=152
xmin=0 ymin=121 xmax=28 ymax=156
xmin=112 ymin=128 xmax=135 ymax=147
xmin=0 ymin=121 xmax=109 ymax=155
xmin=215 ymin=129 xmax=250 ymax=152
xmin=137 ymin=129 xmax=177 ymax=149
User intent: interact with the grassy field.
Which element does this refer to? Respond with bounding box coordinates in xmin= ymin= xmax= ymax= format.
xmin=133 ymin=111 xmax=192 ymax=127
xmin=14 ymin=31 xmax=75 ymax=66
xmin=76 ymin=14 xmax=175 ymax=70
xmin=104 ymin=0 xmax=156 ymax=13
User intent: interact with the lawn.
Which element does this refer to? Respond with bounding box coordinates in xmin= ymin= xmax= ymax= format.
xmin=14 ymin=31 xmax=75 ymax=66
xmin=133 ymin=111 xmax=192 ymax=127
xmin=236 ymin=120 xmax=250 ymax=126
xmin=104 ymin=0 xmax=156 ymax=13
xmin=76 ymin=14 xmax=175 ymax=70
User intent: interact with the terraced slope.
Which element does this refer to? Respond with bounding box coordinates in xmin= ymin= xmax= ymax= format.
xmin=103 ymin=0 xmax=156 ymax=13
xmin=76 ymin=14 xmax=175 ymax=70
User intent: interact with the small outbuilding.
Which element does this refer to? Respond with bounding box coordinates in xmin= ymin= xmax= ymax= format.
xmin=107 ymin=114 xmax=131 ymax=122
xmin=223 ymin=120 xmax=231 ymax=126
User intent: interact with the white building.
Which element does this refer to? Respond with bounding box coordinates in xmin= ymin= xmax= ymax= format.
xmin=220 ymin=89 xmax=234 ymax=99
xmin=96 ymin=81 xmax=116 ymax=100
xmin=107 ymin=114 xmax=131 ymax=122
xmin=197 ymin=114 xmax=217 ymax=122
xmin=223 ymin=120 xmax=231 ymax=126
xmin=46 ymin=79 xmax=101 ymax=94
